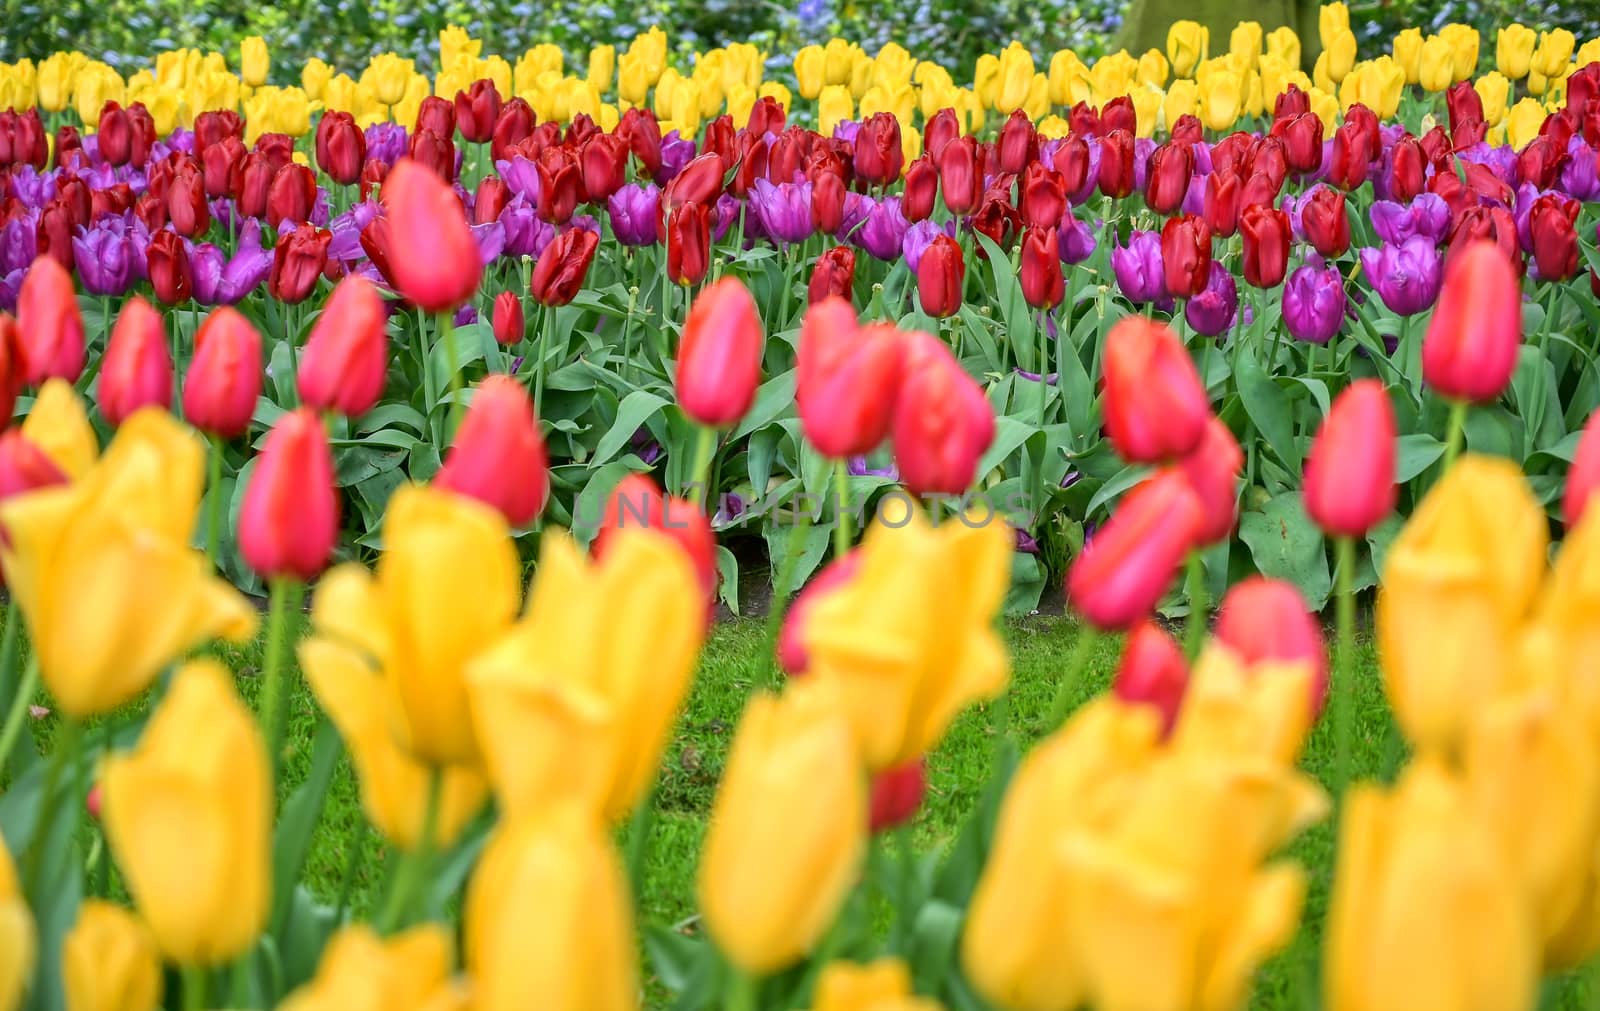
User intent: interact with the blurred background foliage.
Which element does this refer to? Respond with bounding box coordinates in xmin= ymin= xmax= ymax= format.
xmin=3 ymin=0 xmax=1595 ymax=81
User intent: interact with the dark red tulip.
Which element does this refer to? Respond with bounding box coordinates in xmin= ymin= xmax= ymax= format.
xmin=666 ymin=202 xmax=711 ymax=286
xmin=453 ymin=79 xmax=501 ymax=144
xmin=1113 ymin=621 xmax=1189 ymax=736
xmin=437 ymin=375 xmax=550 ymax=527
xmin=808 ymin=245 xmax=856 ymax=305
xmin=146 ymin=230 xmax=193 ymax=305
xmin=1160 ymin=214 xmax=1211 ymax=297
xmin=1240 ymin=204 xmax=1291 ymax=288
xmin=254 ymin=134 xmax=295 ymax=176
xmin=12 ymin=111 xmax=45 ymax=169
xmin=1530 ymin=193 xmax=1581 ymax=282
xmin=533 ymin=147 xmax=582 ymax=225
xmin=1169 ymin=114 xmax=1204 ymax=147
xmin=812 ymin=170 xmax=846 ymax=233
xmin=90 ymin=183 xmax=134 ymax=220
xmin=1274 ymin=112 xmax=1324 ymax=174
xmin=1020 ymin=226 xmax=1064 ymax=310
xmin=1052 ymin=134 xmax=1090 ymax=196
xmin=662 ymin=152 xmax=725 ymax=213
xmin=133 ymin=193 xmax=167 ymax=232
xmin=747 ymin=95 xmax=786 ymax=136
xmin=937 ymin=135 xmax=981 ymax=216
xmin=903 ymin=156 xmax=938 ymax=223
xmin=269 ymin=227 xmax=332 ymax=304
xmin=972 ymin=192 xmax=1022 ymax=254
xmin=1517 ymin=136 xmax=1567 ymax=191
xmin=581 ymin=134 xmax=628 ymax=203
xmin=1301 ymin=186 xmax=1350 ymax=259
xmin=565 ymin=113 xmax=600 ymax=149
xmin=767 ymin=128 xmax=807 ymax=184
xmin=730 ymin=132 xmax=769 ymax=198
xmin=1446 ymin=205 xmax=1520 ymax=269
xmin=474 ymin=175 xmax=510 ymax=225
xmin=407 ymin=127 xmax=456 ymax=182
xmin=1069 ymin=100 xmax=1103 ymax=137
xmin=1210 ymin=132 xmax=1255 ymax=177
xmin=166 ymin=160 xmax=209 ymax=237
xmin=266 ymin=162 xmax=316 ymax=225
xmin=414 ymin=95 xmax=454 ymax=138
xmin=492 ymin=291 xmax=523 ymax=346
xmin=1203 ymin=169 xmax=1242 ymax=237
xmin=490 ymin=98 xmax=536 ymax=163
xmin=315 ymin=110 xmax=366 ymax=186
xmin=1144 ymin=141 xmax=1194 ymax=215
xmin=702 ymin=115 xmax=736 ymax=167
xmin=194 ymin=110 xmax=243 ymax=153
xmin=1102 ymin=97 xmax=1136 ymax=135
xmin=853 ymin=112 xmax=903 ymax=187
xmin=997 ymin=109 xmax=1037 ymax=175
xmin=1570 ymin=64 xmax=1600 ymax=110
xmin=35 ymin=201 xmax=74 ymax=271
xmin=1426 ymin=166 xmax=1476 ymax=219
xmin=1387 ymin=136 xmax=1426 ymax=203
xmin=1274 ymin=84 xmax=1310 ymax=120
xmin=55 ymin=176 xmax=90 ymax=228
xmin=98 ymin=101 xmax=132 ymax=166
xmin=530 ymin=227 xmax=600 ymax=307
xmin=516 ymin=121 xmax=562 ymax=162
xmin=617 ymin=107 xmax=663 ymax=177
xmin=923 ymin=107 xmax=959 ymax=160
xmin=1098 ymin=129 xmax=1136 ymax=199
xmin=1345 ymin=105 xmax=1382 ymax=162
xmin=235 ymin=152 xmax=276 ymax=219
xmin=1327 ymin=125 xmax=1369 ymax=191
xmin=1305 ymin=378 xmax=1396 ymax=537
xmin=916 ymin=234 xmax=964 ymax=318
xmin=201 ymin=135 xmax=245 ymax=198
xmin=1021 ymin=162 xmax=1067 ymax=231
xmin=1068 ymin=469 xmax=1203 ymax=631
xmin=359 ymin=158 xmax=388 ymax=203
xmin=1251 ymin=137 xmax=1289 ymax=191
xmin=124 ymin=104 xmax=155 ymax=167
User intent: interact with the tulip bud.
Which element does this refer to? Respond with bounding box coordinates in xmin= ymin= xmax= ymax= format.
xmin=938 ymin=135 xmax=982 ymax=215
xmin=902 ymin=156 xmax=937 ymax=223
xmin=530 ymin=227 xmax=600 ymax=308
xmin=1098 ymin=128 xmax=1136 ymax=199
xmin=17 ymin=254 xmax=85 ymax=385
xmin=797 ymin=300 xmax=902 ymax=458
xmin=1113 ymin=620 xmax=1189 ymax=735
xmin=891 ymin=332 xmax=995 ymax=496
xmin=315 ymin=110 xmax=365 ymax=186
xmin=166 ymin=160 xmax=210 ymax=237
xmin=184 ymin=306 xmax=263 ymax=439
xmin=869 ymin=759 xmax=928 ymax=833
xmin=239 ymin=408 xmax=338 ymax=581
xmin=808 ymin=245 xmax=856 ymax=305
xmin=1102 ymin=316 xmax=1210 ymax=463
xmin=1020 ymin=226 xmax=1064 ymax=310
xmin=1216 ymin=577 xmax=1329 ymax=715
xmin=144 ymin=230 xmax=194 ymax=307
xmin=698 ymin=684 xmax=866 ymax=974
xmin=436 ymin=376 xmax=550 ymax=528
xmin=1300 ymin=185 xmax=1350 ymax=258
xmin=492 ymin=291 xmax=524 ymax=346
xmin=853 ymin=112 xmax=904 ymax=186
xmin=776 ymin=551 xmax=862 ymax=675
xmin=1176 ymin=415 xmax=1243 ymax=545
xmin=1421 ymin=239 xmax=1520 ymax=403
xmin=1020 ymin=162 xmax=1067 ymax=232
xmin=266 ymin=162 xmax=317 ymax=226
xmin=1529 ymin=192 xmax=1581 ymax=282
xmin=1240 ymin=203 xmax=1291 ymax=288
xmin=1068 ymin=470 xmax=1203 ymax=630
xmin=1305 ymin=379 xmax=1397 ymax=538
xmin=269 ymin=227 xmax=332 ymax=304
xmin=382 ymin=159 xmax=482 ymax=312
xmin=916 ymin=234 xmax=964 ymax=318
xmin=99 ymin=297 xmax=173 ymax=426
xmin=62 ymin=899 xmax=161 ymax=1011
xmin=297 ymin=275 xmax=387 ymax=418
xmin=812 ymin=170 xmax=847 ymax=234
xmin=454 ymin=79 xmax=502 ymax=144
xmin=666 ymin=202 xmax=711 ymax=286
xmin=1145 ymin=142 xmax=1194 ymax=215
xmin=675 ymin=277 xmax=764 ymax=429
xmin=1160 ymin=213 xmax=1212 ymax=297
xmin=1564 ymin=412 xmax=1600 ymax=529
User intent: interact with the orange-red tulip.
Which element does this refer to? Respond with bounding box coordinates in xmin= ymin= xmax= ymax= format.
xmin=382 ymin=159 xmax=482 ymax=312
xmin=1101 ymin=316 xmax=1210 ymax=464
xmin=16 ymin=255 xmax=85 ymax=384
xmin=1067 ymin=470 xmax=1202 ymax=631
xmin=436 ymin=375 xmax=550 ymax=528
xmin=675 ymin=277 xmax=764 ymax=428
xmin=298 ymin=275 xmax=388 ymax=418
xmin=1304 ymin=378 xmax=1397 ymax=537
xmin=239 ymin=407 xmax=339 ymax=580
xmin=797 ymin=299 xmax=902 ymax=458
xmin=183 ymin=306 xmax=262 ymax=439
xmin=1421 ymin=239 xmax=1521 ymax=403
xmin=98 ymin=297 xmax=173 ymax=425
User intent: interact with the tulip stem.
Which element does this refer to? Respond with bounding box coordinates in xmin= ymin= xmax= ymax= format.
xmin=532 ymin=304 xmax=552 ymax=428
xmin=833 ymin=459 xmax=852 ymax=558
xmin=724 ymin=969 xmax=759 ymax=1011
xmin=1183 ymin=551 xmax=1208 ymax=662
xmin=437 ymin=311 xmax=464 ymax=440
xmin=1046 ymin=624 xmax=1100 ymax=730
xmin=688 ymin=425 xmax=717 ymax=508
xmin=206 ymin=435 xmax=224 ymax=569
xmin=181 ymin=964 xmax=207 ymax=1011
xmin=624 ymin=782 xmax=657 ymax=900
xmin=1442 ymin=399 xmax=1468 ymax=470
xmin=258 ymin=578 xmax=302 ymax=780
xmin=762 ymin=504 xmax=813 ymax=690
xmin=22 ymin=715 xmax=81 ymax=895
xmin=0 ymin=654 xmax=37 ymax=779
xmin=1334 ymin=536 xmax=1357 ymax=791
xmin=376 ymin=767 xmax=444 ymax=933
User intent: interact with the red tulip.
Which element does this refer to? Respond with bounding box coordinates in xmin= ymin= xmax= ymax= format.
xmin=1421 ymin=239 xmax=1520 ymax=403
xmin=1203 ymin=169 xmax=1242 ymax=237
xmin=1098 ymin=129 xmax=1137 ymax=199
xmin=1516 ymin=136 xmax=1566 ymax=191
xmin=436 ymin=375 xmax=549 ymax=527
xmin=534 ymin=147 xmax=583 ymax=224
xmin=530 ymin=227 xmax=600 ymax=307
xmin=869 ymin=759 xmax=927 ymax=833
xmin=1176 ymin=416 xmax=1242 ymax=546
xmin=617 ymin=107 xmax=664 ymax=177
xmin=1215 ymin=577 xmax=1328 ymax=715
xmin=594 ymin=473 xmax=717 ymax=602
xmin=1240 ymin=204 xmax=1290 ymax=288
xmin=1304 ymin=378 xmax=1396 ymax=537
xmin=811 ymin=170 xmax=847 ymax=233
xmin=891 ymin=332 xmax=995 ymax=496
xmin=916 ymin=234 xmax=964 ymax=318
xmin=382 ymin=159 xmax=482 ymax=312
xmin=269 ymin=227 xmax=332 ymax=304
xmin=298 ymin=275 xmax=388 ymax=417
xmin=98 ymin=297 xmax=172 ymax=424
xmin=667 ymin=202 xmax=712 ymax=287
xmin=777 ymin=550 xmax=861 ymax=674
xmin=254 ymin=133 xmax=296 ymax=175
xmin=1112 ymin=621 xmax=1189 ymax=736
xmin=1300 ymin=186 xmax=1350 ymax=258
xmin=145 ymin=230 xmax=193 ymax=306
xmin=1445 ymin=205 xmax=1520 ymax=269
xmin=1274 ymin=84 xmax=1310 ymax=120
xmin=473 ymin=175 xmax=510 ymax=226
xmin=490 ymin=98 xmax=536 ymax=163
xmin=937 ymin=135 xmax=981 ymax=216
xmin=0 ymin=428 xmax=66 ymax=505
xmin=1067 ymin=101 xmax=1101 ymax=137
xmin=1564 ymin=412 xmax=1600 ymax=528
xmin=1102 ymin=96 xmax=1136 ymax=135
xmin=747 ymin=95 xmax=786 ymax=136
xmin=194 ymin=110 xmax=244 ymax=153
xmin=702 ymin=116 xmax=736 ymax=167
xmin=997 ymin=109 xmax=1037 ymax=175
xmin=662 ymin=152 xmax=725 ymax=212
xmin=1530 ymin=193 xmax=1581 ymax=282
xmin=730 ymin=132 xmax=769 ymax=199
xmin=923 ymin=108 xmax=960 ymax=161
xmin=408 ymin=127 xmax=456 ymax=182
xmin=1169 ymin=114 xmax=1204 ymax=147
xmin=16 ymin=255 xmax=84 ymax=384
xmin=183 ymin=306 xmax=262 ymax=439
xmin=0 ymin=315 xmax=21 ymax=423
xmin=566 ymin=113 xmax=601 ymax=149
xmin=9 ymin=111 xmax=46 ymax=169
xmin=1144 ymin=142 xmax=1194 ymax=215
xmin=359 ymin=158 xmax=388 ymax=203
xmin=1327 ymin=125 xmax=1369 ymax=191
xmin=454 ymin=79 xmax=502 ymax=144
xmin=1020 ymin=162 xmax=1067 ymax=231
xmin=166 ymin=159 xmax=210 ymax=237
xmin=1160 ymin=214 xmax=1211 ymax=298
xmin=234 ymin=152 xmax=276 ymax=219
xmin=853 ymin=112 xmax=903 ymax=186
xmin=1019 ymin=226 xmax=1064 ymax=310
xmin=314 ymin=111 xmax=366 ymax=186
xmin=91 ymin=183 xmax=135 ymax=220
xmin=1102 ymin=316 xmax=1209 ymax=463
xmin=201 ymin=135 xmax=245 ymax=198
xmin=1067 ymin=469 xmax=1203 ymax=631
xmin=415 ymin=95 xmax=455 ymax=138
xmin=1052 ymin=136 xmax=1090 ymax=199
xmin=1273 ymin=112 xmax=1324 ymax=174
xmin=581 ymin=134 xmax=628 ymax=203
xmin=676 ymin=277 xmax=764 ymax=428
xmin=797 ymin=298 xmax=902 ymax=457
xmin=35 ymin=200 xmax=74 ymax=271
xmin=98 ymin=101 xmax=132 ymax=166
xmin=239 ymin=408 xmax=339 ymax=580
xmin=1386 ymin=135 xmax=1426 ymax=203
xmin=808 ymin=244 xmax=856 ymax=305
xmin=903 ymin=156 xmax=938 ymax=223
xmin=492 ymin=291 xmax=524 ymax=347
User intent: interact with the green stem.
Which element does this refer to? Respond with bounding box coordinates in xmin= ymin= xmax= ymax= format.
xmin=532 ymin=304 xmax=552 ymax=423
xmin=624 ymin=780 xmax=657 ymax=900
xmin=206 ymin=435 xmax=224 ymax=569
xmin=1045 ymin=624 xmax=1100 ymax=730
xmin=437 ymin=311 xmax=464 ymax=440
xmin=1442 ymin=399 xmax=1468 ymax=470
xmin=0 ymin=655 xmax=38 ymax=780
xmin=286 ymin=302 xmax=300 ymax=404
xmin=724 ymin=969 xmax=758 ymax=1011
xmin=23 ymin=716 xmax=82 ymax=893
xmin=0 ymin=603 xmax=24 ymax=771
xmin=833 ymin=458 xmax=853 ymax=559
xmin=334 ymin=817 xmax=371 ymax=924
xmin=181 ymin=965 xmax=207 ymax=1011
xmin=687 ymin=425 xmax=717 ymax=508
xmin=257 ymin=578 xmax=301 ymax=780
xmin=1183 ymin=550 xmax=1208 ymax=662
xmin=375 ymin=767 xmax=444 ymax=933
xmin=762 ymin=503 xmax=814 ymax=690
xmin=1334 ymin=536 xmax=1357 ymax=791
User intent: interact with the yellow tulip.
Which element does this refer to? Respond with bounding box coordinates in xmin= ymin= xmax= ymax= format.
xmin=1535 ymin=29 xmax=1576 ymax=80
xmin=1265 ymin=27 xmax=1301 ymax=70
xmin=1578 ymin=39 xmax=1600 ymax=72
xmin=617 ymin=54 xmax=650 ymax=106
xmin=919 ymin=72 xmax=958 ymax=121
xmin=1476 ymin=71 xmax=1511 ymax=126
xmin=154 ymin=51 xmax=188 ymax=90
xmin=467 ymin=530 xmax=705 ymax=823
xmin=596 ymin=102 xmax=619 ymax=132
xmin=1136 ymin=48 xmax=1169 ymax=89
xmin=1171 ymin=644 xmax=1317 ymax=765
xmin=809 ymin=959 xmax=941 ymax=1011
xmin=1168 ymin=20 xmax=1210 ymax=78
xmin=22 ymin=379 xmax=95 ymax=481
xmin=973 ymin=53 xmax=1000 ymax=109
xmin=1419 ymin=34 xmax=1456 ymax=92
xmin=996 ymin=43 xmax=1035 ymax=113
xmin=963 ymin=698 xmax=1162 ymax=1011
xmin=365 ymin=53 xmax=413 ymax=106
xmin=1371 ymin=56 xmax=1406 ymax=118
xmin=873 ymin=42 xmax=916 ymax=92
xmin=1163 ymin=78 xmax=1200 ymax=131
xmin=823 ymin=39 xmax=857 ymax=86
xmin=466 ymin=811 xmax=636 ymax=1011
xmin=795 ymin=45 xmax=827 ymax=99
xmin=36 ymin=53 xmax=74 ymax=113
xmin=279 ymin=924 xmax=457 ymax=1011
xmin=1048 ymin=50 xmax=1082 ymax=103
xmin=802 ymin=507 xmax=1009 ymax=770
xmin=849 ymin=50 xmax=875 ymax=100
xmin=1200 ymin=70 xmax=1243 ymax=130
xmin=627 ymin=27 xmax=668 ymax=86
xmin=102 ymin=660 xmax=269 ymax=965
xmin=698 ymin=682 xmax=866 ymax=975
xmin=1378 ymin=455 xmax=1546 ymax=755
xmin=75 ymin=65 xmax=125 ymax=129
xmin=1440 ymin=24 xmax=1481 ymax=82
xmin=1230 ymin=22 xmax=1263 ymax=70
xmin=653 ymin=66 xmax=682 ymax=121
xmin=0 ymin=837 xmax=33 ymax=1011
xmin=1325 ymin=29 xmax=1357 ymax=83
xmin=726 ymin=83 xmax=756 ymax=130
xmin=1534 ymin=511 xmax=1600 ymax=733
xmin=1 ymin=410 xmax=254 ymax=718
xmin=239 ymin=36 xmax=269 ymax=88
xmin=957 ymin=87 xmax=986 ymax=134
xmin=587 ymin=44 xmax=616 ymax=94
xmin=439 ymin=25 xmax=481 ymax=67
xmin=1319 ymin=2 xmax=1351 ymax=47
xmin=1497 ymin=24 xmax=1537 ymax=80
xmin=187 ymin=70 xmax=239 ymax=116
xmin=819 ymin=85 xmax=854 ymax=144
xmin=1130 ymin=83 xmax=1164 ymax=138
xmin=1324 ymin=759 xmax=1538 ymax=1011
xmin=1507 ymin=96 xmax=1548 ymax=152
xmin=1389 ymin=27 xmax=1423 ymax=84
xmin=63 ymin=900 xmax=160 ymax=1011
xmin=301 ymin=57 xmax=332 ymax=100
xmin=1037 ymin=114 xmax=1071 ymax=139
xmin=305 ymin=484 xmax=519 ymax=767
xmin=1090 ymin=54 xmax=1132 ymax=106
xmin=1023 ymin=73 xmax=1050 ymax=121
xmin=481 ymin=55 xmax=512 ymax=101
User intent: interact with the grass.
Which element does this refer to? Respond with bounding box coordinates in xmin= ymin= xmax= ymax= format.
xmin=9 ymin=612 xmax=1596 ymax=1008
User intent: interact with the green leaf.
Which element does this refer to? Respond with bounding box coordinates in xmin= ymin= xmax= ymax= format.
xmin=730 ymin=369 xmax=797 ymax=440
xmin=715 ymin=545 xmax=740 ymax=615
xmin=644 ymin=923 xmax=707 ymax=995
xmin=908 ymin=901 xmax=965 ymax=995
xmin=977 ymin=415 xmax=1038 ymax=479
xmin=1238 ymin=492 xmax=1332 ymax=610
xmin=269 ymin=720 xmax=344 ymax=938
xmin=1394 ymin=433 xmax=1445 ymax=482
xmin=1084 ymin=463 xmax=1152 ymax=518
xmin=592 ymin=390 xmax=670 ymax=468
xmin=1235 ymin=348 xmax=1302 ymax=472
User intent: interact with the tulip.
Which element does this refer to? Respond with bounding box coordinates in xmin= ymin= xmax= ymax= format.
xmin=200 ymin=135 xmax=245 ymax=198
xmin=666 ymin=202 xmax=711 ymax=286
xmin=1052 ymin=134 xmax=1091 ymax=197
xmin=1301 ymin=185 xmax=1350 ymax=258
xmin=101 ymin=660 xmax=269 ymax=964
xmin=529 ymin=227 xmax=600 ymax=309
xmin=776 ymin=551 xmax=861 ymax=676
xmin=1160 ymin=213 xmax=1211 ymax=298
xmin=1101 ymin=316 xmax=1209 ymax=463
xmin=1177 ymin=415 xmax=1243 ymax=546
xmin=891 ymin=333 xmax=996 ymax=496
xmin=99 ymin=297 xmax=173 ymax=426
xmin=472 ymin=177 xmax=511 ymax=227
xmin=1144 ymin=142 xmax=1193 ymax=215
xmin=868 ymin=761 xmax=927 ymax=835
xmin=1498 ymin=24 xmax=1536 ymax=79
xmin=1068 ymin=470 xmax=1203 ymax=630
xmin=451 ymin=79 xmax=500 ymax=145
xmin=314 ymin=110 xmax=365 ymax=186
xmin=1278 ymin=263 xmax=1346 ymax=346
xmin=1276 ymin=112 xmax=1325 ymax=174
xmin=1563 ymin=413 xmax=1600 ymax=529
xmin=1098 ymin=128 xmax=1137 ymax=199
xmin=675 ymin=277 xmax=764 ymax=429
xmin=797 ymin=300 xmax=902 ymax=458
xmin=1421 ymin=240 xmax=1520 ymax=403
xmin=1020 ymin=226 xmax=1064 ymax=310
xmin=298 ymin=275 xmax=388 ymax=418
xmin=916 ymin=234 xmax=964 ymax=318
xmin=269 ymin=226 xmax=332 ymax=305
xmin=16 ymin=254 xmax=85 ymax=384
xmin=437 ymin=376 xmax=549 ymax=528
xmin=1305 ymin=379 xmax=1397 ymax=538
xmin=750 ymin=178 xmax=815 ymax=245
xmin=607 ymin=184 xmax=661 ymax=248
xmin=62 ymin=899 xmax=161 ymax=1011
xmin=491 ymin=291 xmax=524 ymax=348
xmin=854 ymin=112 xmax=904 ymax=186
xmin=936 ymin=135 xmax=981 ymax=216
xmin=531 ymin=149 xmax=581 ymax=226
xmin=382 ymin=159 xmax=482 ymax=312
xmin=808 ymin=245 xmax=856 ymax=306
xmin=20 ymin=380 xmax=94 ymax=481
xmin=1326 ymin=125 xmax=1370 ymax=192
xmin=902 ymin=156 xmax=938 ymax=223
xmin=1529 ymin=193 xmax=1580 ymax=282
xmin=812 ymin=171 xmax=847 ymax=233
xmin=1109 ymin=230 xmax=1166 ymax=306
xmin=239 ymin=408 xmax=338 ymax=581
xmin=593 ymin=473 xmax=716 ymax=601
xmin=698 ymin=682 xmax=866 ymax=973
xmin=166 ymin=161 xmax=210 ymax=237
xmin=1215 ymin=577 xmax=1329 ymax=715
xmin=1184 ymin=261 xmax=1238 ymax=338
xmin=1359 ymin=236 xmax=1442 ymax=317
xmin=184 ymin=306 xmax=260 ymax=436
xmin=1020 ymin=162 xmax=1067 ymax=233
xmin=1112 ymin=621 xmax=1189 ymax=735
xmin=1325 ymin=760 xmax=1538 ymax=1011
xmin=277 ymin=925 xmax=461 ymax=1011
xmin=141 ymin=229 xmax=192 ymax=306
xmin=1377 ymin=455 xmax=1546 ymax=754
xmin=1240 ymin=204 xmax=1290 ymax=288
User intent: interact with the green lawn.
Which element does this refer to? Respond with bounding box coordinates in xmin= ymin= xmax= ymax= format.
xmin=12 ymin=614 xmax=1598 ymax=1008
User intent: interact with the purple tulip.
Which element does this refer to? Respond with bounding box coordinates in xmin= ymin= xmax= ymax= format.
xmin=190 ymin=219 xmax=272 ymax=305
xmin=1184 ymin=262 xmax=1237 ymax=337
xmin=10 ymin=167 xmax=55 ymax=209
xmin=847 ymin=455 xmax=897 ymax=479
xmin=852 ymin=194 xmax=908 ymax=261
xmin=1457 ymin=142 xmax=1518 ymax=189
xmin=1131 ymin=137 xmax=1157 ymax=194
xmin=1015 ymin=527 xmax=1040 ymax=553
xmin=1282 ymin=263 xmax=1348 ymax=344
xmin=1181 ymin=171 xmax=1207 ymax=217
xmin=1057 ymin=214 xmax=1097 ymax=264
xmin=365 ymin=123 xmax=409 ymax=165
xmin=712 ymin=194 xmax=742 ymax=243
xmin=1561 ymin=141 xmax=1599 ymax=202
xmin=499 ymin=156 xmax=540 ymax=201
xmin=749 ymin=178 xmax=814 ymax=244
xmin=608 ymin=183 xmax=661 ymax=246
xmin=832 ymin=120 xmax=861 ymax=145
xmin=0 ymin=269 xmax=24 ymax=311
xmin=0 ymin=213 xmax=38 ymax=275
xmin=1359 ymin=237 xmax=1442 ymax=316
xmin=1369 ymin=194 xmax=1450 ymax=245
xmin=327 ymin=200 xmax=381 ymax=265
xmin=471 ymin=220 xmax=506 ymax=265
xmin=1111 ymin=229 xmax=1166 ymax=304
xmin=500 ymin=197 xmax=556 ymax=258
xmin=71 ymin=217 xmax=145 ymax=295
xmin=902 ymin=219 xmax=952 ymax=273
xmin=655 ymin=131 xmax=696 ymax=185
